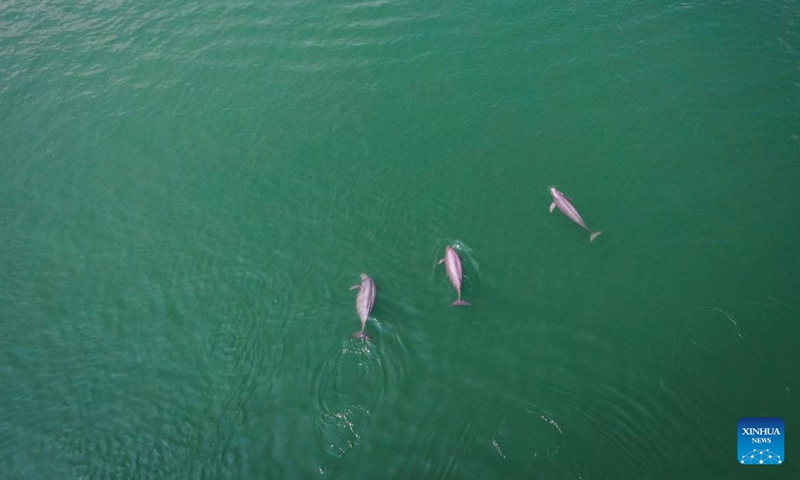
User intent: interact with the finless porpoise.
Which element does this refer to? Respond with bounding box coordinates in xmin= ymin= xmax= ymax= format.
xmin=437 ymin=246 xmax=470 ymax=306
xmin=549 ymin=187 xmax=602 ymax=242
xmin=349 ymin=273 xmax=376 ymax=339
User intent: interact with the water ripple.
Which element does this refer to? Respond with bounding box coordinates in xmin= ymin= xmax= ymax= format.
xmin=314 ymin=339 xmax=382 ymax=458
xmin=490 ymin=402 xmax=563 ymax=465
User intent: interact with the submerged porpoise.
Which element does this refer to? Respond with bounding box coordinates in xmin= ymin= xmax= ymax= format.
xmin=349 ymin=273 xmax=376 ymax=339
xmin=438 ymin=246 xmax=470 ymax=306
xmin=549 ymin=187 xmax=602 ymax=242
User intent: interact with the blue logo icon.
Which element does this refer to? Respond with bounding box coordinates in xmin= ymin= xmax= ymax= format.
xmin=738 ymin=418 xmax=784 ymax=465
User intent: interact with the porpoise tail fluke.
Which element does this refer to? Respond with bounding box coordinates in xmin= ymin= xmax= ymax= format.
xmin=451 ymin=299 xmax=471 ymax=306
xmin=590 ymin=231 xmax=602 ymax=242
xmin=351 ymin=330 xmax=370 ymax=340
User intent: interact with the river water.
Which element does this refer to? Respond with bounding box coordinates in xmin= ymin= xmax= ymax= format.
xmin=1 ymin=1 xmax=799 ymax=478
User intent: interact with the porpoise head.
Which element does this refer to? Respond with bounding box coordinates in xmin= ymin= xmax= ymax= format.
xmin=360 ymin=273 xmax=368 ymax=281
xmin=549 ymin=187 xmax=562 ymax=198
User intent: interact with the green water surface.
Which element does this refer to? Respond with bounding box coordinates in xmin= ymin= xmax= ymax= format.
xmin=2 ymin=1 xmax=799 ymax=478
